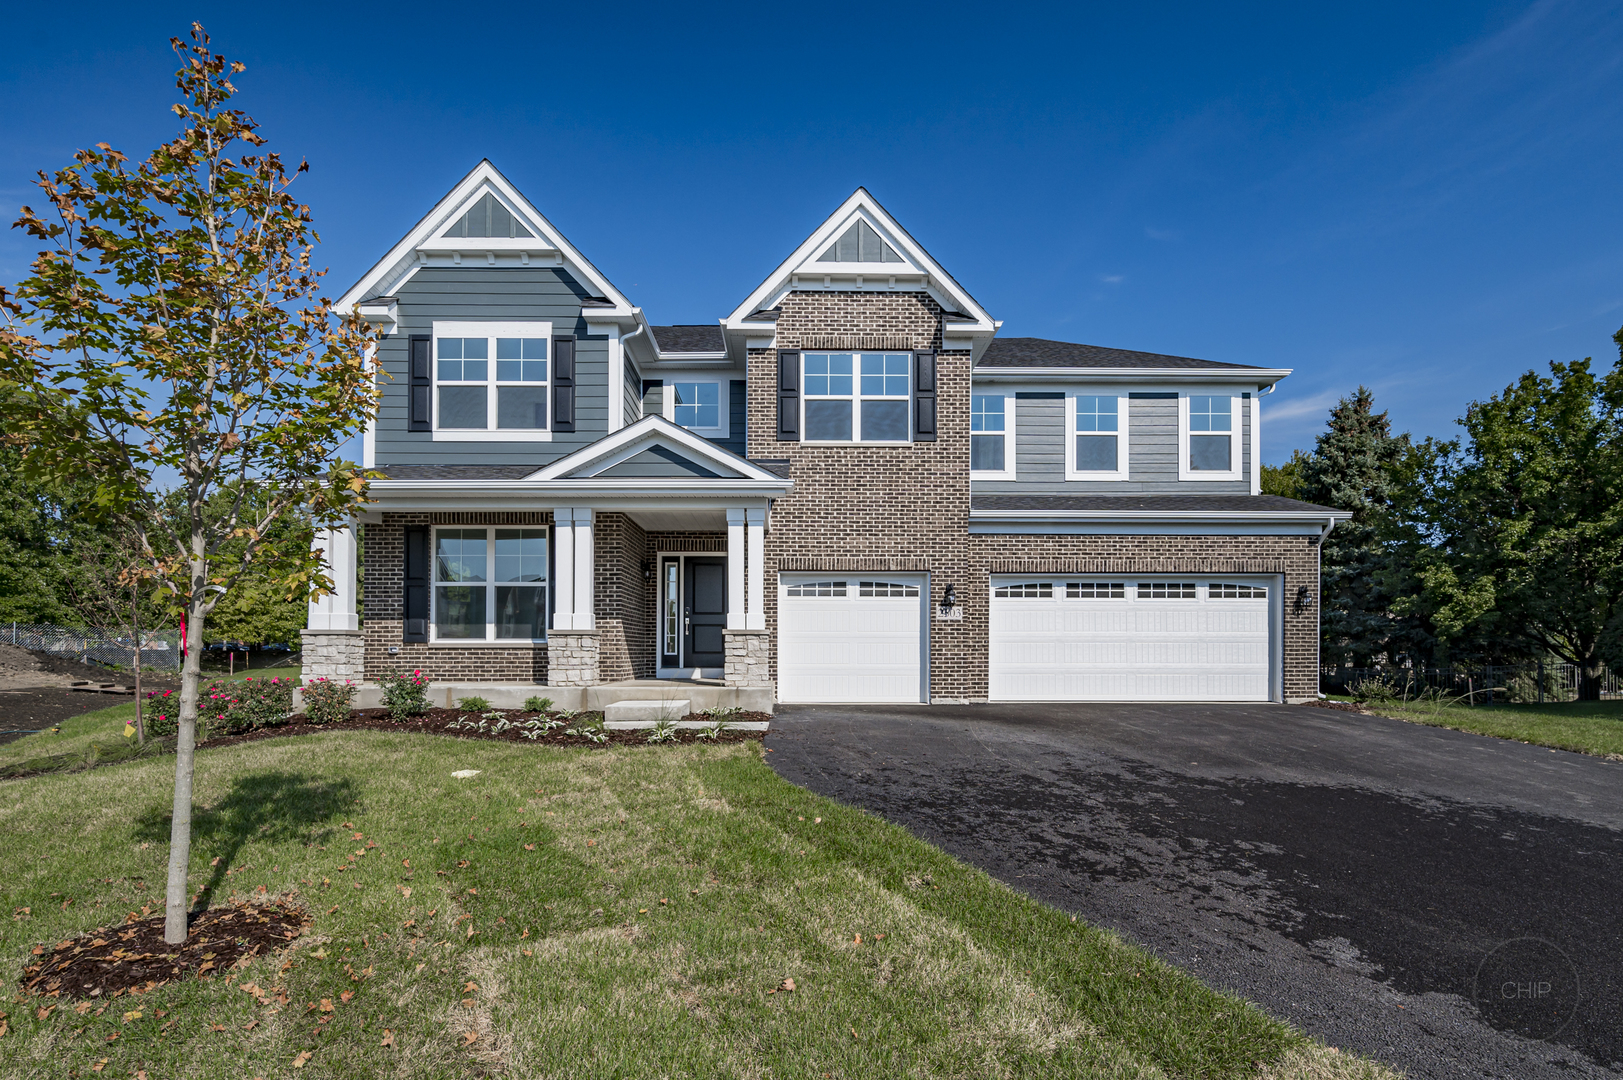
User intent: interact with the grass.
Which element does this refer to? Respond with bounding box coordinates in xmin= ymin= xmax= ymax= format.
xmin=0 ymin=731 xmax=1394 ymax=1079
xmin=1354 ymin=697 xmax=1623 ymax=759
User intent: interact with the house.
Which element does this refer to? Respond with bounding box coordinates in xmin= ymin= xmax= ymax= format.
xmin=301 ymin=161 xmax=1348 ymax=709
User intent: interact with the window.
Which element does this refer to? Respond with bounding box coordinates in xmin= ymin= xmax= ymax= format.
xmin=432 ymin=322 xmax=551 ymax=440
xmin=817 ymin=220 xmax=904 ymax=263
xmin=1188 ymin=395 xmax=1232 ymax=471
xmin=1137 ymin=582 xmax=1196 ymax=599
xmin=662 ymin=562 xmax=679 ymax=656
xmin=971 ymin=394 xmax=1012 ymax=475
xmin=1068 ymin=394 xmax=1127 ymax=479
xmin=787 ymin=580 xmax=847 ymax=597
xmin=670 ymin=381 xmax=722 ymax=432
xmin=432 ymin=527 xmax=548 ymax=641
xmin=859 ymin=581 xmax=920 ymax=597
xmin=803 ymin=352 xmax=910 ymax=442
xmin=1067 ymin=582 xmax=1125 ymax=599
xmin=1210 ymin=583 xmax=1267 ymax=599
xmin=994 ymin=582 xmax=1052 ymax=598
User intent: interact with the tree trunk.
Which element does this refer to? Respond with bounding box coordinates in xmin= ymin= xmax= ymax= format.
xmin=162 ymin=604 xmax=208 ymax=944
xmin=1577 ymin=662 xmax=1603 ymax=701
xmin=131 ymin=583 xmax=144 ymax=745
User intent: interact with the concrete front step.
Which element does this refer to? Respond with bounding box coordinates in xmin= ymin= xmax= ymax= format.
xmin=308 ymin=681 xmax=772 ymax=714
xmin=604 ymin=699 xmax=691 ymax=723
xmin=604 ymin=719 xmax=771 ymax=731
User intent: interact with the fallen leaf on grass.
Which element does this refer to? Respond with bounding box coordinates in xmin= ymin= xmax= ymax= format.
xmin=90 ymin=1061 xmax=108 ymax=1073
xmin=37 ymin=1006 xmax=54 ymax=1021
xmin=243 ymin=1019 xmax=259 ymax=1031
xmin=461 ymin=1031 xmax=478 ymax=1046
xmin=121 ymin=1009 xmax=140 ymax=1022
xmin=522 ymin=949 xmax=533 ymax=957
xmin=106 ymin=1032 xmax=121 ymax=1042
xmin=319 ymin=999 xmax=335 ymax=1013
xmin=397 ymin=886 xmax=412 ymax=898
xmin=292 ymin=1050 xmax=312 ymax=1068
xmin=210 ymin=1023 xmax=227 ymax=1032
xmin=381 ymin=1029 xmax=395 ymax=1047
xmin=523 ymin=844 xmax=535 ymax=851
xmin=781 ymin=978 xmax=796 ymax=992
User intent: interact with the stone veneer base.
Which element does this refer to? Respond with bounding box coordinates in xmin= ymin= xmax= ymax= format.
xmin=546 ymin=631 xmax=601 ymax=687
xmin=301 ymin=629 xmax=364 ymax=682
xmin=723 ymin=629 xmax=772 ymax=689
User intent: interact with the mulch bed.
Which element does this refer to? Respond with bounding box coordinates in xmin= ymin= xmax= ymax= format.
xmin=20 ymin=897 xmax=307 ymax=1000
xmin=198 ymin=707 xmax=771 ymax=751
xmin=0 ymin=688 xmax=131 ymax=744
xmin=1296 ymin=699 xmax=1369 ymax=713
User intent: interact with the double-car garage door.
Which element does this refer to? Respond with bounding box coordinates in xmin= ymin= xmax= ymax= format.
xmin=776 ymin=572 xmax=1278 ymax=704
xmin=988 ymin=575 xmax=1278 ymax=702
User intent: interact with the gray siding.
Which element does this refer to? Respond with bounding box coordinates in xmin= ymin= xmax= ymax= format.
xmin=623 ymin=357 xmax=642 ymax=428
xmin=707 ymin=380 xmax=747 ymax=456
xmin=597 ymin=446 xmax=723 ymax=478
xmin=972 ymin=394 xmax=1252 ymax=496
xmin=373 ymin=267 xmax=608 ymax=467
xmin=642 ymin=380 xmax=663 ymax=420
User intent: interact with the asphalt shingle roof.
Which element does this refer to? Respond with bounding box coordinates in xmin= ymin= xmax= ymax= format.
xmin=650 ymin=325 xmax=726 ymax=353
xmin=971 ymin=494 xmax=1341 ymax=514
xmin=979 ymin=337 xmax=1261 ymax=370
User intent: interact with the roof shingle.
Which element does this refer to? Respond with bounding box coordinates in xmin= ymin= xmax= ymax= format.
xmin=650 ymin=325 xmax=726 ymax=353
xmin=979 ymin=337 xmax=1261 ymax=370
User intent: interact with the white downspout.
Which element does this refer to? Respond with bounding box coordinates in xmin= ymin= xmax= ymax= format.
xmin=619 ymin=317 xmax=648 ymax=426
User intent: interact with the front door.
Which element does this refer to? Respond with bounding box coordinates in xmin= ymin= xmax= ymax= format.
xmin=683 ymin=558 xmax=727 ymax=669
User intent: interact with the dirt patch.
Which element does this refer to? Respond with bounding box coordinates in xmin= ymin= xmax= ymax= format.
xmin=0 ymin=642 xmax=181 ymax=693
xmin=0 ymin=688 xmax=137 ymax=744
xmin=1296 ymin=699 xmax=1368 ymax=713
xmin=200 ymin=708 xmax=771 ymax=751
xmin=20 ymin=896 xmax=307 ymax=999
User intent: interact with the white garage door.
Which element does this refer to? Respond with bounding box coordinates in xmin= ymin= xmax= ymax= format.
xmin=778 ymin=574 xmax=928 ymax=703
xmin=989 ymin=576 xmax=1276 ymax=702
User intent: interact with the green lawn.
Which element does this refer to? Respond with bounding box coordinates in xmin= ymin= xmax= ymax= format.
xmin=0 ymin=729 xmax=1392 ymax=1079
xmin=1358 ymin=698 xmax=1623 ymax=758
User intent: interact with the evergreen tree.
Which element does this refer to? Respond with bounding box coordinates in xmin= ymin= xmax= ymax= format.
xmin=1296 ymin=388 xmax=1411 ymax=666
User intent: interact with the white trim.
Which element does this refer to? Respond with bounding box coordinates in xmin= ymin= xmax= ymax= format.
xmin=1250 ymin=392 xmax=1261 ymax=496
xmin=607 ymin=324 xmax=624 ymax=434
xmin=1178 ymin=392 xmax=1244 ymax=482
xmin=662 ymin=377 xmax=729 ymax=438
xmin=1065 ymin=393 xmax=1130 ymax=482
xmin=427 ymin=523 xmax=549 ymax=644
xmin=432 ymin=430 xmax=554 ymax=443
xmin=974 ymin=367 xmax=1290 ymax=385
xmin=970 ymin=391 xmax=1016 ymax=480
xmin=726 ymin=509 xmax=747 ymax=631
xmin=336 ymin=160 xmax=635 ymax=318
xmin=362 ymin=343 xmax=378 ymax=469
xmin=969 ymin=507 xmax=1349 ymax=537
xmin=745 ymin=507 xmax=766 ymax=631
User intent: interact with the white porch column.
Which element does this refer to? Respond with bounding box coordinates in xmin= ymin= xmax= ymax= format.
xmin=746 ymin=507 xmax=766 ymax=631
xmin=726 ymin=509 xmax=747 ymax=630
xmin=553 ymin=509 xmax=576 ymax=630
xmin=572 ymin=508 xmax=595 ymax=630
xmin=306 ymin=525 xmax=358 ymax=632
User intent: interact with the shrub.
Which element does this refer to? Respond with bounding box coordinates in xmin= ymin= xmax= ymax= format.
xmin=378 ymin=670 xmax=431 ymax=721
xmin=457 ymin=695 xmax=491 ymax=712
xmin=1349 ymin=676 xmax=1399 ymax=704
xmin=523 ymin=695 xmax=553 ymax=713
xmin=200 ymin=676 xmax=296 ymax=735
xmin=143 ymin=688 xmax=178 ymax=738
xmin=302 ymin=678 xmax=356 ymax=725
xmin=646 ymin=719 xmax=679 ymax=744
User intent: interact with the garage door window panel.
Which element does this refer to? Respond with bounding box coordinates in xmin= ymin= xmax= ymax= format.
xmin=1067 ymin=582 xmax=1125 ymax=599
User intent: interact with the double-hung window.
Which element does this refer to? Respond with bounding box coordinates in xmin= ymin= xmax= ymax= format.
xmin=666 ymin=380 xmax=725 ymax=435
xmin=1180 ymin=393 xmax=1242 ymax=479
xmin=432 ymin=527 xmax=548 ymax=641
xmin=971 ymin=394 xmax=1014 ymax=476
xmin=1067 ymin=394 xmax=1128 ymax=480
xmin=803 ymin=352 xmax=910 ymax=442
xmin=433 ymin=322 xmax=550 ymax=439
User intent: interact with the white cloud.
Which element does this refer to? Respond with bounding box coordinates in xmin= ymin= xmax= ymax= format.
xmin=1258 ymin=388 xmax=1346 ymax=425
xmin=1099 ymin=274 xmax=1124 ymax=284
xmin=1144 ymin=226 xmax=1181 ymax=242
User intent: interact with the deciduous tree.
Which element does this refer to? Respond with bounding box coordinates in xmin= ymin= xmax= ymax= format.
xmin=0 ymin=26 xmax=377 ymax=941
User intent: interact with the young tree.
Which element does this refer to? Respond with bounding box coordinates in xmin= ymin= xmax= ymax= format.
xmin=0 ymin=26 xmax=377 ymax=942
xmin=1260 ymin=448 xmax=1309 ymax=500
xmin=1387 ymin=341 xmax=1623 ymax=697
xmin=1294 ymin=388 xmax=1412 ymax=666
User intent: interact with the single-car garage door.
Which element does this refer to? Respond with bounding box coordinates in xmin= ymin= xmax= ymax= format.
xmin=988 ymin=575 xmax=1277 ymax=702
xmin=778 ymin=573 xmax=928 ymax=703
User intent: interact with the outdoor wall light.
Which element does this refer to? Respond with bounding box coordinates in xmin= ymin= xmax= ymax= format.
xmin=940 ymin=584 xmax=958 ymax=615
xmin=642 ymin=560 xmax=653 ymax=582
xmin=1296 ymin=585 xmax=1315 ymax=610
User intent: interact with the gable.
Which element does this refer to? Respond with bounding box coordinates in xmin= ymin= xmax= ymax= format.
xmin=817 ymin=220 xmax=903 ymax=264
xmin=593 ymin=445 xmax=728 ymax=479
xmin=441 ymin=192 xmax=534 ymax=239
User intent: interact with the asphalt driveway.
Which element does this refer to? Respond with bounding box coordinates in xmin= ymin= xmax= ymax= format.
xmin=765 ymin=702 xmax=1623 ymax=1079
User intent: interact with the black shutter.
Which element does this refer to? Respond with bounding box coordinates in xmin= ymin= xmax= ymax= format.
xmin=777 ymin=350 xmax=800 ymax=441
xmin=403 ymin=525 xmax=429 ymax=642
xmin=552 ymin=335 xmax=575 ymax=433
xmin=409 ymin=335 xmax=431 ymax=432
xmin=913 ymin=351 xmax=937 ymax=441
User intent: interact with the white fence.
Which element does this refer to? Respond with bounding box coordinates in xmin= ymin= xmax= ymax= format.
xmin=4 ymin=622 xmax=182 ymax=672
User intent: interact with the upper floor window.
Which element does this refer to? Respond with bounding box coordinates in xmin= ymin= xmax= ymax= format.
xmin=432 ymin=322 xmax=551 ymax=440
xmin=1067 ymin=394 xmax=1128 ymax=480
xmin=432 ymin=527 xmax=548 ymax=642
xmin=1180 ymin=393 xmax=1243 ymax=480
xmin=803 ymin=352 xmax=910 ymax=442
xmin=970 ymin=393 xmax=1015 ymax=477
xmin=668 ymin=380 xmax=723 ymax=434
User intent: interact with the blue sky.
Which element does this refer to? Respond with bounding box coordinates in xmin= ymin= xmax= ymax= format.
xmin=2 ymin=1 xmax=1620 ymax=464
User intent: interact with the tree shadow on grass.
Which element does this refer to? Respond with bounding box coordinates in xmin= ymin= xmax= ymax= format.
xmin=133 ymin=770 xmax=359 ymax=918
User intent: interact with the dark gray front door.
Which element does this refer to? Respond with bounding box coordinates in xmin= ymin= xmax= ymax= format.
xmin=684 ymin=558 xmax=727 ymax=668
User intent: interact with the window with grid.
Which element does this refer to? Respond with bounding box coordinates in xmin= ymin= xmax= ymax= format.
xmin=1188 ymin=395 xmax=1232 ymax=471
xmin=803 ymin=352 xmax=910 ymax=442
xmin=1074 ymin=395 xmax=1119 ymax=472
xmin=1067 ymin=582 xmax=1125 ymax=599
xmin=994 ymin=582 xmax=1052 ymax=598
xmin=1137 ymin=582 xmax=1196 ymax=599
xmin=437 ymin=334 xmax=549 ymax=431
xmin=971 ymin=394 xmax=1006 ymax=471
xmin=1210 ymin=583 xmax=1267 ymax=599
xmin=858 ymin=581 xmax=920 ymax=597
xmin=671 ymin=381 xmax=721 ymax=431
xmin=433 ymin=527 xmax=548 ymax=640
xmin=787 ymin=581 xmax=847 ymax=597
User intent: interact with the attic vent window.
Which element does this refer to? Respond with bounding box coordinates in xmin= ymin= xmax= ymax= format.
xmin=817 ymin=220 xmax=903 ymax=263
xmin=441 ymin=192 xmax=535 ymax=239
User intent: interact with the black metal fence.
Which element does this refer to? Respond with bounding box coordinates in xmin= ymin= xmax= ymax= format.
xmin=3 ymin=622 xmax=182 ymax=672
xmin=1321 ymin=662 xmax=1620 ymax=703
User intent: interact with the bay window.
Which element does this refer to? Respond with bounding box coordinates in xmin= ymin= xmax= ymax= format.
xmin=432 ymin=527 xmax=548 ymax=641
